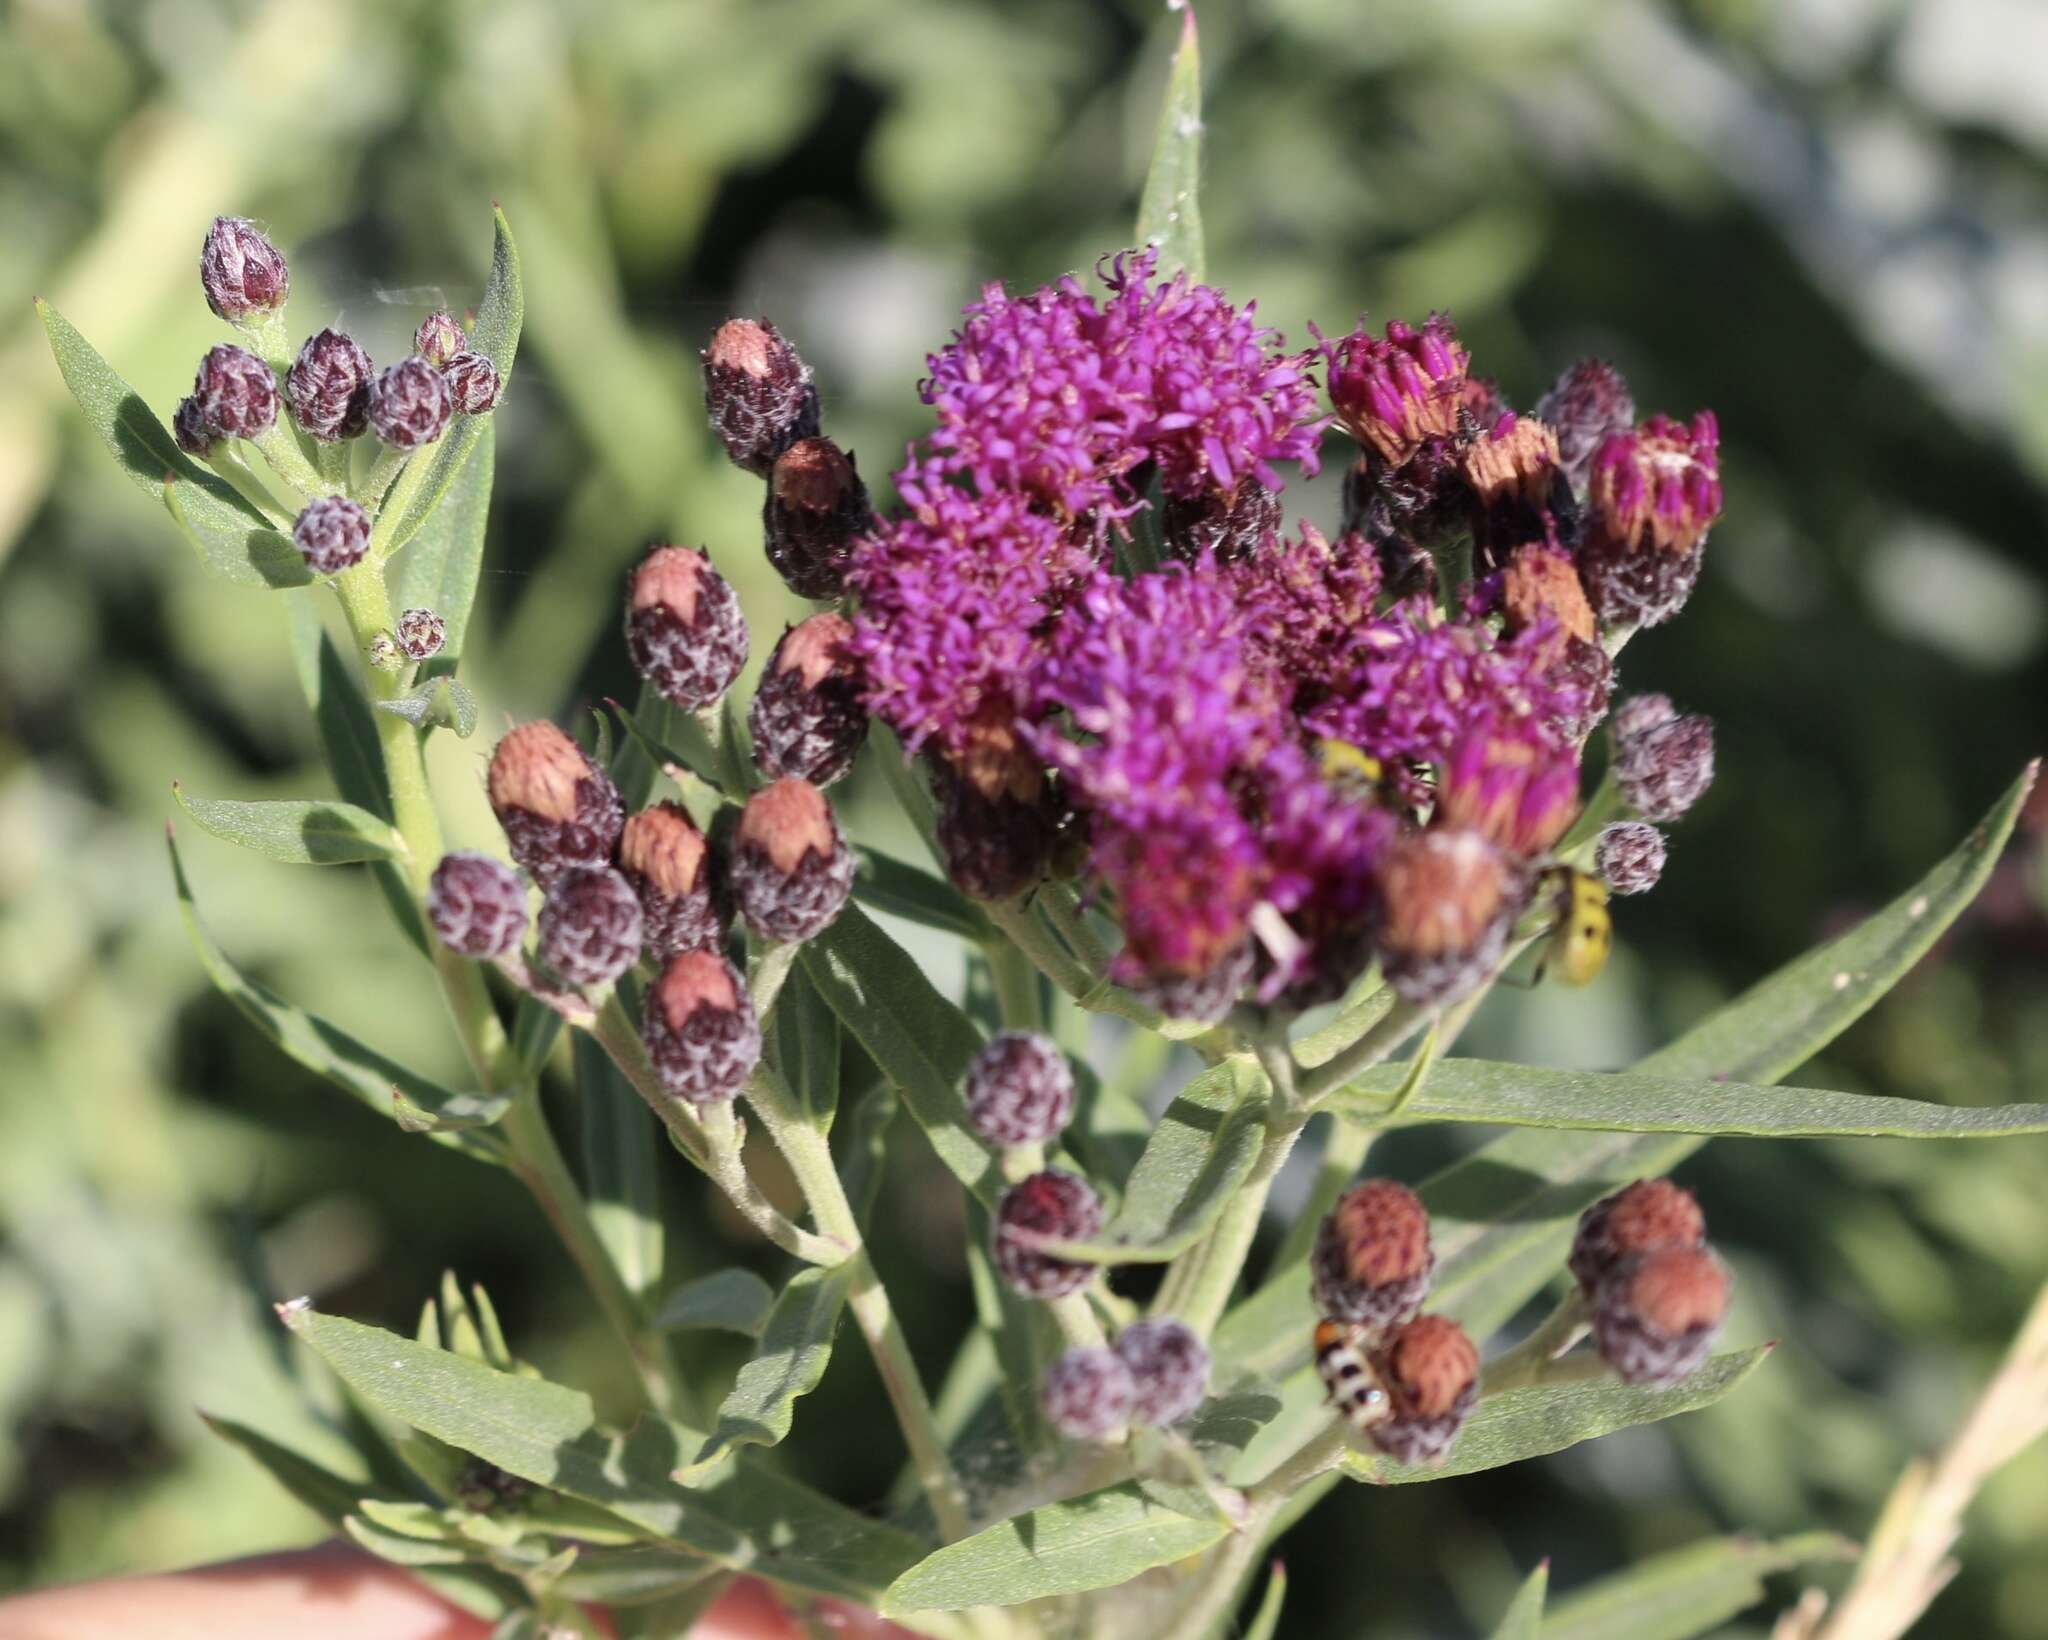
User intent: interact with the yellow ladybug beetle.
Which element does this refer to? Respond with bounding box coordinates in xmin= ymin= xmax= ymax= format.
xmin=1536 ymin=867 xmax=1612 ymax=986
xmin=1317 ymin=738 xmax=1384 ymax=790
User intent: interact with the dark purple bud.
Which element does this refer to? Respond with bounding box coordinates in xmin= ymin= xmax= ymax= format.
xmin=192 ymin=344 xmax=278 ymax=441
xmin=619 ymin=801 xmax=730 ymax=959
xmin=369 ymin=356 xmax=453 ymax=450
xmin=173 ymin=395 xmax=218 ymax=458
xmin=729 ymin=778 xmax=853 ymax=943
xmin=1613 ymin=711 xmax=1715 ymax=823
xmin=292 ymin=496 xmax=371 ymax=577
xmin=1593 ymin=1245 xmax=1730 ymax=1386
xmin=1569 ymin=1178 xmax=1706 ymax=1297
xmin=538 ymin=867 xmax=645 ymax=989
xmin=643 ymin=950 xmax=760 ymax=1104
xmin=1131 ymin=942 xmax=1254 ymax=1026
xmin=992 ymin=1169 xmax=1103 ymax=1301
xmin=750 ymin=614 xmax=868 ymax=788
xmin=1366 ymin=1316 xmax=1479 ymax=1466
xmin=443 ymin=351 xmax=503 ymax=415
xmin=1310 ymin=1179 xmax=1434 ymax=1335
xmin=1113 ymin=1319 xmax=1211 ymax=1427
xmin=427 ymin=851 xmax=528 ymax=958
xmin=702 ymin=318 xmax=819 ymax=476
xmin=1042 ymin=1348 xmax=1135 ymax=1441
xmin=625 ymin=546 xmax=749 ymax=711
xmin=964 ymin=1031 xmax=1075 ymax=1148
xmin=1373 ymin=828 xmax=1524 ymax=1006
xmin=415 ymin=310 xmax=466 ymax=368
xmin=486 ymin=722 xmax=624 ymax=887
xmin=200 ymin=216 xmax=289 ymax=322
xmin=286 ymin=328 xmax=374 ymax=443
xmin=1161 ymin=476 xmax=1282 ymax=564
xmin=764 ymin=438 xmax=871 ymax=600
xmin=1595 ymin=822 xmax=1666 ymax=896
xmin=930 ymin=754 xmax=1059 ymax=903
xmin=1536 ymin=359 xmax=1636 ymax=495
xmin=1608 ymin=692 xmax=1677 ymax=747
xmin=395 ymin=607 xmax=446 ymax=661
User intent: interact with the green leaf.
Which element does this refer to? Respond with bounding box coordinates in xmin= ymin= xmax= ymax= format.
xmin=853 ymin=848 xmax=992 ymax=943
xmin=38 ymin=299 xmax=308 ymax=588
xmin=680 ymin=1265 xmax=853 ymax=1479
xmin=1538 ymin=1531 xmax=1855 ymax=1640
xmin=650 ymin=1269 xmax=777 ymax=1338
xmin=576 ymin=1035 xmax=665 ymax=1303
xmin=173 ymin=785 xmax=408 ymax=865
xmin=770 ymin=962 xmax=841 ymax=1130
xmin=374 ymin=675 xmax=480 ymax=738
xmin=883 ymin=1480 xmax=1227 ymax=1614
xmin=800 ymin=907 xmax=1002 ymax=1205
xmin=393 ymin=1086 xmax=514 ymax=1134
xmin=1331 ymin=1058 xmax=2048 ymax=1140
xmin=394 ymin=416 xmax=494 ymax=672
xmin=1135 ymin=6 xmax=1205 ymax=281
xmin=554 ymin=1547 xmax=723 ymax=1607
xmin=1492 ymin=1562 xmax=1548 ymax=1640
xmin=345 ymin=1512 xmax=472 ymax=1567
xmin=1241 ymin=1560 xmax=1289 ymax=1640
xmin=201 ymin=1413 xmax=380 ymax=1526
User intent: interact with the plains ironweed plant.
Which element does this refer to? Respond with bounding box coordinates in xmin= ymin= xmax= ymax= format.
xmin=38 ymin=11 xmax=2048 ymax=1638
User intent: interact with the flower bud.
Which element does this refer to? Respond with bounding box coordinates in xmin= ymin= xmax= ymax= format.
xmin=173 ymin=396 xmax=218 ymax=458
xmin=1608 ymin=692 xmax=1676 ymax=746
xmin=1535 ymin=359 xmax=1635 ymax=495
xmin=200 ymin=216 xmax=289 ymax=322
xmin=1593 ymin=1245 xmax=1730 ymax=1386
xmin=415 ymin=310 xmax=466 ymax=368
xmin=192 ymin=344 xmax=278 ymax=441
xmin=1499 ymin=544 xmax=1596 ymax=663
xmin=764 ymin=437 xmax=872 ymax=600
xmin=1435 ymin=721 xmax=1581 ymax=860
xmin=1551 ymin=637 xmax=1615 ymax=741
xmin=1114 ymin=1319 xmax=1211 ymax=1427
xmin=625 ymin=545 xmax=749 ymax=711
xmin=749 ymin=614 xmax=868 ymax=788
xmin=1132 ymin=942 xmax=1254 ymax=1026
xmin=702 ymin=317 xmax=820 ymax=477
xmin=1321 ymin=315 xmax=1469 ymax=469
xmin=619 ymin=801 xmax=730 ymax=958
xmin=1570 ymin=1178 xmax=1706 ymax=1296
xmin=1613 ymin=711 xmax=1715 ymax=823
xmin=1373 ymin=828 xmax=1523 ymax=1006
xmin=930 ymin=752 xmax=1059 ymax=902
xmin=368 ymin=633 xmax=403 ymax=671
xmin=1042 ymin=1348 xmax=1135 ymax=1441
xmin=642 ymin=950 xmax=760 ymax=1104
xmin=538 ymin=867 xmax=644 ymax=989
xmin=1460 ymin=413 xmax=1576 ymax=574
xmin=487 ymin=721 xmax=625 ymax=887
xmin=395 ymin=607 xmax=446 ymax=662
xmin=1580 ymin=412 xmax=1722 ymax=627
xmin=292 ymin=495 xmax=371 ymax=577
xmin=730 ymin=778 xmax=854 ymax=943
xmin=427 ymin=851 xmax=528 ymax=958
xmin=369 ymin=357 xmax=453 ymax=450
xmin=1367 ymin=1315 xmax=1479 ymax=1466
xmin=965 ymin=1031 xmax=1075 ymax=1148
xmin=443 ymin=351 xmax=503 ymax=415
xmin=1161 ymin=476 xmax=1283 ymax=564
xmin=992 ymin=1168 xmax=1103 ymax=1300
xmin=286 ymin=329 xmax=374 ymax=443
xmin=1310 ymin=1179 xmax=1434 ymax=1335
xmin=1595 ymin=822 xmax=1666 ymax=896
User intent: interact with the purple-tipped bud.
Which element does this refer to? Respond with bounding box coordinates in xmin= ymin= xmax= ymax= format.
xmin=993 ymin=1169 xmax=1103 ymax=1300
xmin=702 ymin=318 xmax=820 ymax=476
xmin=286 ymin=329 xmax=374 ymax=443
xmin=763 ymin=438 xmax=871 ymax=600
xmin=619 ymin=802 xmax=730 ymax=959
xmin=443 ymin=351 xmax=503 ymax=415
xmin=930 ymin=754 xmax=1059 ymax=903
xmin=1569 ymin=1178 xmax=1707 ymax=1296
xmin=369 ymin=357 xmax=453 ymax=450
xmin=1581 ymin=413 xmax=1722 ymax=627
xmin=427 ymin=851 xmax=527 ymax=958
xmin=173 ymin=396 xmax=218 ymax=458
xmin=1114 ymin=1319 xmax=1211 ymax=1427
xmin=292 ymin=496 xmax=371 ymax=577
xmin=192 ymin=344 xmax=278 ymax=441
xmin=1608 ymin=693 xmax=1677 ymax=747
xmin=1373 ymin=828 xmax=1524 ymax=1006
xmin=625 ymin=545 xmax=749 ymax=711
xmin=1161 ymin=476 xmax=1283 ymax=564
xmin=395 ymin=607 xmax=447 ymax=662
xmin=1311 ymin=1179 xmax=1434 ymax=1335
xmin=1593 ymin=1245 xmax=1730 ymax=1386
xmin=200 ymin=216 xmax=289 ymax=322
xmin=1042 ymin=1348 xmax=1135 ymax=1441
xmin=1596 ymin=822 xmax=1667 ymax=896
xmin=965 ymin=1031 xmax=1075 ymax=1148
xmin=538 ymin=867 xmax=645 ymax=989
xmin=1536 ymin=359 xmax=1636 ymax=495
xmin=486 ymin=722 xmax=625 ymax=887
xmin=1367 ymin=1316 xmax=1479 ymax=1466
xmin=415 ymin=310 xmax=466 ymax=368
xmin=1436 ymin=720 xmax=1581 ymax=860
xmin=730 ymin=779 xmax=853 ymax=943
xmin=750 ymin=614 xmax=868 ymax=788
xmin=1613 ymin=711 xmax=1715 ymax=823
xmin=642 ymin=950 xmax=760 ymax=1104
xmin=1321 ymin=315 xmax=1469 ymax=469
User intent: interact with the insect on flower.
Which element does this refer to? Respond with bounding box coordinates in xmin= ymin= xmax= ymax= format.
xmin=1536 ymin=865 xmax=1612 ymax=986
xmin=1314 ymin=1317 xmax=1393 ymax=1434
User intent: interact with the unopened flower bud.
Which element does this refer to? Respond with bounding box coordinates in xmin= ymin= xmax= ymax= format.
xmin=369 ymin=356 xmax=453 ymax=450
xmin=1132 ymin=942 xmax=1254 ymax=1026
xmin=1321 ymin=315 xmax=1469 ymax=469
xmin=1595 ymin=822 xmax=1666 ymax=896
xmin=368 ymin=633 xmax=403 ymax=670
xmin=173 ymin=396 xmax=218 ymax=458
xmin=286 ymin=329 xmax=374 ymax=443
xmin=1594 ymin=1245 xmax=1730 ymax=1386
xmin=415 ymin=310 xmax=465 ymax=368
xmin=1114 ymin=1319 xmax=1211 ymax=1427
xmin=619 ymin=801 xmax=729 ymax=958
xmin=1460 ymin=413 xmax=1576 ymax=573
xmin=764 ymin=438 xmax=871 ymax=600
xmin=625 ymin=545 xmax=749 ymax=711
xmin=1042 ymin=1348 xmax=1135 ymax=1441
xmin=1536 ymin=359 xmax=1635 ymax=495
xmin=730 ymin=778 xmax=854 ymax=943
xmin=1570 ymin=1178 xmax=1706 ymax=1296
xmin=993 ymin=1169 xmax=1103 ymax=1300
xmin=930 ymin=753 xmax=1059 ymax=902
xmin=292 ymin=496 xmax=371 ymax=577
xmin=395 ymin=607 xmax=446 ymax=661
xmin=1613 ymin=711 xmax=1715 ymax=823
xmin=1551 ymin=637 xmax=1615 ymax=741
xmin=750 ymin=614 xmax=868 ymax=787
xmin=192 ymin=344 xmax=278 ymax=441
xmin=1500 ymin=544 xmax=1596 ymax=663
xmin=642 ymin=950 xmax=760 ymax=1104
xmin=1311 ymin=1179 xmax=1434 ymax=1334
xmin=200 ymin=216 xmax=289 ymax=322
xmin=487 ymin=721 xmax=625 ymax=887
xmin=702 ymin=318 xmax=820 ymax=476
xmin=1580 ymin=412 xmax=1722 ymax=627
xmin=427 ymin=851 xmax=527 ymax=958
xmin=1367 ymin=1315 xmax=1479 ymax=1466
xmin=538 ymin=867 xmax=645 ymax=989
xmin=1374 ymin=828 xmax=1523 ymax=1006
xmin=1608 ymin=692 xmax=1676 ymax=747
xmin=1161 ymin=476 xmax=1282 ymax=563
xmin=443 ymin=351 xmax=503 ymax=415
xmin=965 ymin=1031 xmax=1075 ymax=1148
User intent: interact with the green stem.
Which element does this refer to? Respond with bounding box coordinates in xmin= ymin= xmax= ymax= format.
xmin=1038 ymin=881 xmax=1113 ymax=976
xmin=1048 ymin=1291 xmax=1110 ymax=1352
xmin=1297 ymin=999 xmax=1432 ymax=1105
xmin=1267 ymin=1114 xmax=1376 ymax=1276
xmin=987 ymin=936 xmax=1042 ymax=1032
xmin=1479 ymin=1292 xmax=1594 ymax=1395
xmin=870 ymin=726 xmax=942 ymax=864
xmin=361 ymin=444 xmax=411 ymax=515
xmin=1167 ymin=1103 xmax=1307 ymax=1335
xmin=251 ymin=417 xmax=334 ymax=499
xmin=202 ymin=447 xmax=293 ymax=527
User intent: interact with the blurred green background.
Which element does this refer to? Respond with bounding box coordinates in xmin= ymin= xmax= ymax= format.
xmin=4 ymin=0 xmax=2048 ymax=1632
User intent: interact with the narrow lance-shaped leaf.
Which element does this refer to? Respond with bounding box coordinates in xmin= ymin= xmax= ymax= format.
xmin=651 ymin=1270 xmax=777 ymax=1338
xmin=1135 ymin=5 xmax=1205 ymax=281
xmin=1242 ymin=1561 xmax=1289 ymax=1640
xmin=394 ymin=415 xmax=494 ymax=673
xmin=1538 ymin=1530 xmax=1856 ymax=1640
xmin=174 ymin=785 xmax=408 ymax=866
xmin=852 ymin=847 xmax=992 ymax=943
xmin=679 ymin=1264 xmax=853 ymax=1480
xmin=1492 ymin=1562 xmax=1548 ymax=1640
xmin=576 ymin=1034 xmax=665 ymax=1303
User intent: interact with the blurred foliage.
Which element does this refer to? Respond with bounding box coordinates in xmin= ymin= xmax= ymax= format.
xmin=2 ymin=0 xmax=2046 ymax=1632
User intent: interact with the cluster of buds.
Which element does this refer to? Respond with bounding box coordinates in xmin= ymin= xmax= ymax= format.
xmin=1572 ymin=1178 xmax=1731 ymax=1384
xmin=1042 ymin=1318 xmax=1212 ymax=1442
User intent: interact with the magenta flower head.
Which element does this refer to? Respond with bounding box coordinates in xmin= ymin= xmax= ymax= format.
xmin=1320 ymin=314 xmax=1469 ymax=469
xmin=200 ymin=216 xmax=289 ymax=322
xmin=1580 ymin=411 xmax=1722 ymax=627
xmin=1434 ymin=715 xmax=1582 ymax=859
xmin=286 ymin=329 xmax=374 ymax=443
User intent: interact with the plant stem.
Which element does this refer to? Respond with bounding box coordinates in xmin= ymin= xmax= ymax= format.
xmin=1167 ymin=1102 xmax=1307 ymax=1335
xmin=1267 ymin=1114 xmax=1376 ymax=1276
xmin=1297 ymin=999 xmax=1432 ymax=1105
xmin=251 ymin=418 xmax=333 ymax=499
xmin=202 ymin=447 xmax=294 ymax=527
xmin=1480 ymin=1292 xmax=1594 ymax=1394
xmin=987 ymin=936 xmax=1042 ymax=1031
